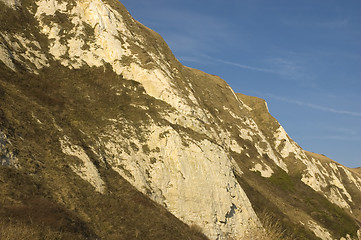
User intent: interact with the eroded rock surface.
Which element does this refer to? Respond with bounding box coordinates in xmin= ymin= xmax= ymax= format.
xmin=0 ymin=1 xmax=360 ymax=239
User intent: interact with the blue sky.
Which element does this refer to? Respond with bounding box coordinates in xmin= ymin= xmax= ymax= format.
xmin=120 ymin=0 xmax=361 ymax=168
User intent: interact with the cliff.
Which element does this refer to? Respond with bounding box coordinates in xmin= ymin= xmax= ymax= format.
xmin=0 ymin=0 xmax=360 ymax=239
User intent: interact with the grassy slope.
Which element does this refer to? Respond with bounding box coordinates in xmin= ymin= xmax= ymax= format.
xmin=354 ymin=168 xmax=361 ymax=175
xmin=305 ymin=151 xmax=361 ymax=228
xmin=0 ymin=62 xmax=208 ymax=240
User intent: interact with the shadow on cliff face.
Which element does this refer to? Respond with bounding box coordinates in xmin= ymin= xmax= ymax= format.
xmin=0 ymin=166 xmax=97 ymax=240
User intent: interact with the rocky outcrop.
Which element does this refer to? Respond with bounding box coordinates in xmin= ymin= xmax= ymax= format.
xmin=0 ymin=0 xmax=360 ymax=239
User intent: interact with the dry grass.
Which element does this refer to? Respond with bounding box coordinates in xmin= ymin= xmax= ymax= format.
xmin=242 ymin=212 xmax=293 ymax=240
xmin=0 ymin=220 xmax=65 ymax=240
xmin=186 ymin=212 xmax=292 ymax=240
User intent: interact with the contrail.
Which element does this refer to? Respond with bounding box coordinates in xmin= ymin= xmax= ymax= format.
xmin=266 ymin=94 xmax=361 ymax=117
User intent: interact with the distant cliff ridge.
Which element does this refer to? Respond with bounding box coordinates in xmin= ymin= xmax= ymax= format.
xmin=0 ymin=0 xmax=360 ymax=239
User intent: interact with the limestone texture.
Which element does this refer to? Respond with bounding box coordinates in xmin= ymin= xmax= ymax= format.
xmin=0 ymin=1 xmax=360 ymax=240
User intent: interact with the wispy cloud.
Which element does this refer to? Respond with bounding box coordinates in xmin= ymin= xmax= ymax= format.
xmin=198 ymin=54 xmax=306 ymax=80
xmin=331 ymin=127 xmax=359 ymax=136
xmin=266 ymin=57 xmax=306 ymax=79
xmin=265 ymin=94 xmax=361 ymax=117
xmin=202 ymin=54 xmax=278 ymax=73
xmin=126 ymin=1 xmax=309 ymax=81
xmin=306 ymin=127 xmax=361 ymax=141
xmin=123 ymin=1 xmax=233 ymax=56
xmin=139 ymin=6 xmax=232 ymax=56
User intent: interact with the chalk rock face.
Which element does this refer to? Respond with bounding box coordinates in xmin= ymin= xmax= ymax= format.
xmin=0 ymin=1 xmax=361 ymax=240
xmin=0 ymin=43 xmax=16 ymax=71
xmin=101 ymin=122 xmax=259 ymax=239
xmin=0 ymin=131 xmax=17 ymax=166
xmin=1 ymin=0 xmax=260 ymax=239
xmin=0 ymin=0 xmax=20 ymax=9
xmin=26 ymin=0 xmax=260 ymax=238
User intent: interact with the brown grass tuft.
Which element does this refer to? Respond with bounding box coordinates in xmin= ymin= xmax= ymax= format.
xmin=242 ymin=212 xmax=293 ymax=240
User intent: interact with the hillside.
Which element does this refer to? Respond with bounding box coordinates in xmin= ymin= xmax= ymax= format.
xmin=353 ymin=168 xmax=361 ymax=175
xmin=1 ymin=0 xmax=360 ymax=239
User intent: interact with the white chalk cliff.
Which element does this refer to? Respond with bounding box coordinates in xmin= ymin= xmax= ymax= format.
xmin=0 ymin=0 xmax=360 ymax=239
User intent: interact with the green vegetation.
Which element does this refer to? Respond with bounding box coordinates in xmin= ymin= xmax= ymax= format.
xmin=0 ymin=1 xmax=49 ymax=51
xmin=304 ymin=195 xmax=359 ymax=238
xmin=236 ymin=174 xmax=317 ymax=240
xmin=268 ymin=169 xmax=295 ymax=192
xmin=237 ymin=167 xmax=360 ymax=240
xmin=237 ymin=93 xmax=281 ymax=134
